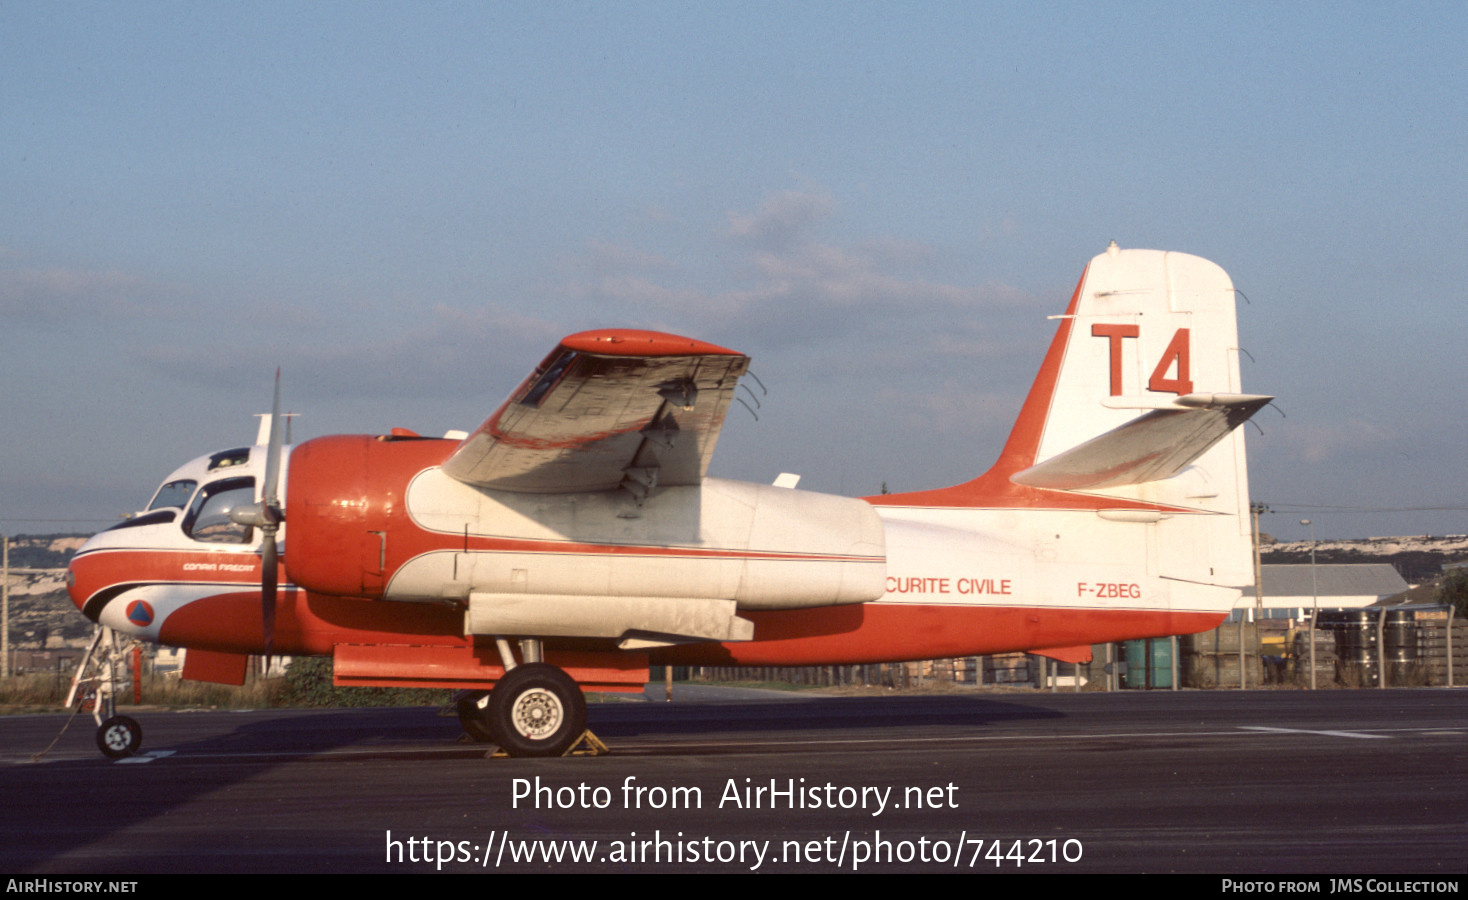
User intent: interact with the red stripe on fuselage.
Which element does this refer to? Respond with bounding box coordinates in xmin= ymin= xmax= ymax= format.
xmin=68 ymin=547 xmax=263 ymax=615
xmin=653 ymin=603 xmax=1226 ymax=667
xmin=447 ymin=534 xmax=876 ymax=563
xmin=146 ymin=584 xmax=1222 ymax=670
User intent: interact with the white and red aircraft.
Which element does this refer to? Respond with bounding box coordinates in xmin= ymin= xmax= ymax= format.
xmin=67 ymin=244 xmax=1270 ymax=757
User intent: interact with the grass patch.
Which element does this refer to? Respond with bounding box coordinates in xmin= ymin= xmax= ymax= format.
xmin=273 ymin=658 xmax=452 ymax=708
xmin=0 ymin=673 xmax=72 ymax=708
xmin=0 ymin=657 xmax=455 ymax=712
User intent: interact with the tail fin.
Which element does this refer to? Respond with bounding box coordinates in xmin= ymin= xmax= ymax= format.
xmin=1011 ymin=242 xmax=1266 ymax=500
xmin=871 ymin=244 xmax=1268 ymax=592
xmin=878 ymin=244 xmax=1267 ymax=502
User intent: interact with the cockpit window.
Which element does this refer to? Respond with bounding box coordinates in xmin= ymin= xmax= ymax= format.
xmin=104 ymin=509 xmax=178 ymax=532
xmin=208 ymin=448 xmax=251 ymax=471
xmin=147 ymin=479 xmax=197 ymax=511
xmin=520 ymin=350 xmax=579 ymax=407
xmin=182 ymin=476 xmax=255 ymax=544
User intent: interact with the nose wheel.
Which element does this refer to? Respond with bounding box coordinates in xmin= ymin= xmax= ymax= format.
xmin=97 ymin=715 xmax=143 ymax=759
xmin=456 ymin=663 xmax=588 ymax=757
xmin=67 ymin=626 xmax=146 ymax=759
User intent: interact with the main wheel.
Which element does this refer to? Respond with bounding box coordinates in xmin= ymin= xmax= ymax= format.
xmin=454 ymin=690 xmax=495 ymax=743
xmin=487 ymin=664 xmax=587 ymax=758
xmin=97 ymin=715 xmax=142 ymax=759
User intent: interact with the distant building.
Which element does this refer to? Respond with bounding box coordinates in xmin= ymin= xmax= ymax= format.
xmin=8 ymin=647 xmax=87 ymax=675
xmin=1234 ymin=564 xmax=1410 ymax=620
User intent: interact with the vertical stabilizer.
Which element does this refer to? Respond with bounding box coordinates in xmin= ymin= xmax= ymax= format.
xmin=871 ymin=244 xmax=1265 ymax=594
xmin=1029 ymin=244 xmax=1246 ymax=471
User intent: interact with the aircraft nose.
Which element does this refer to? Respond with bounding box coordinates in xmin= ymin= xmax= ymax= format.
xmin=65 ymin=535 xmax=102 ymax=616
xmin=65 ymin=564 xmax=87 ymax=616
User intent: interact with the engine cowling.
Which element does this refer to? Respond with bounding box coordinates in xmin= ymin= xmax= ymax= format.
xmin=284 ymin=434 xmax=447 ymax=598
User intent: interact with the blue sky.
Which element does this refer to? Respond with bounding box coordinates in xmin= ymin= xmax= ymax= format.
xmin=3 ymin=2 xmax=1465 ymax=542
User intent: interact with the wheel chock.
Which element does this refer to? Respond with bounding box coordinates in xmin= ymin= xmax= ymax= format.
xmin=565 ymin=729 xmax=608 ymax=756
xmin=478 ymin=725 xmax=604 ymax=751
xmin=483 ymin=729 xmax=608 ymax=759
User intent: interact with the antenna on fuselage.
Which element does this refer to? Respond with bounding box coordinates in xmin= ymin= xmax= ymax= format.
xmin=254 ymin=412 xmax=299 ymax=446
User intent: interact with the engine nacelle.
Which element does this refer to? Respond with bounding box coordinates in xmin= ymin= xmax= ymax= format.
xmin=284 ymin=434 xmax=447 ymax=598
xmin=396 ymin=469 xmax=887 ymax=610
xmin=284 ymin=434 xmax=888 ymax=618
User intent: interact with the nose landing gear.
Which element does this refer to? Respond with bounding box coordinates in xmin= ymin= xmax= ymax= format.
xmin=68 ymin=626 xmax=145 ymax=759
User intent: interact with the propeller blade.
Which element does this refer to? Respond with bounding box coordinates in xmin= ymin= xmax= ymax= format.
xmin=260 ymin=369 xmax=284 ymax=659
xmin=262 ymin=368 xmax=283 ymax=518
xmin=262 ymin=527 xmax=278 ymax=658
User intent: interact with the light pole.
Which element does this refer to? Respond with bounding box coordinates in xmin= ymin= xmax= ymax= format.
xmin=2 ymin=534 xmax=8 ymax=679
xmin=1301 ymin=519 xmax=1318 ymax=689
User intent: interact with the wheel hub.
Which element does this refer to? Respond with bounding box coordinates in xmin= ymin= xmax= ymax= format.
xmin=510 ymin=687 xmax=564 ymax=739
xmin=103 ymin=725 xmax=131 ymax=751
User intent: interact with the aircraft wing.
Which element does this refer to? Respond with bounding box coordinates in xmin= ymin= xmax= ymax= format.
xmin=442 ymin=329 xmax=750 ymax=495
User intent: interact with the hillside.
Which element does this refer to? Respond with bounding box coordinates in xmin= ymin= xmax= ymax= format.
xmin=6 ymin=534 xmax=86 ymax=568
xmin=4 ymin=535 xmax=93 ymax=649
xmin=1261 ymin=534 xmax=1468 ymax=584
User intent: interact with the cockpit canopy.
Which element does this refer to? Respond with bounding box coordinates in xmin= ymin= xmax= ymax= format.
xmin=143 ymin=447 xmax=253 ymax=511
xmin=147 ymin=479 xmax=197 ymax=511
xmin=118 ymin=445 xmax=279 ymax=545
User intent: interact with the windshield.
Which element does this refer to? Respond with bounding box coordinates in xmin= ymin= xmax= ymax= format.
xmin=147 ymin=479 xmax=198 ymax=511
xmin=182 ymin=477 xmax=255 ymax=544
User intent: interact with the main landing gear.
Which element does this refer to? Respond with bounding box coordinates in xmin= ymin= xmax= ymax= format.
xmin=68 ymin=626 xmax=145 ymax=759
xmin=455 ymin=640 xmax=591 ymax=757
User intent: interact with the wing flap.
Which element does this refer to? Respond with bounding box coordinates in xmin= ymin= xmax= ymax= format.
xmin=443 ymin=330 xmax=749 ymax=493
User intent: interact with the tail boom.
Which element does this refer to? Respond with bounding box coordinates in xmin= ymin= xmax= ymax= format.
xmin=664 ymin=246 xmax=1266 ymax=667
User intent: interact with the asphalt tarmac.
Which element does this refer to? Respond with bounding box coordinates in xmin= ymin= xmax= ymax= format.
xmin=2 ymin=687 xmax=1464 ymax=874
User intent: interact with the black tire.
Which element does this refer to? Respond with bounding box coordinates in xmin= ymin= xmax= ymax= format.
xmin=487 ymin=664 xmax=587 ymax=758
xmin=97 ymin=715 xmax=142 ymax=759
xmin=454 ymin=690 xmax=495 ymax=743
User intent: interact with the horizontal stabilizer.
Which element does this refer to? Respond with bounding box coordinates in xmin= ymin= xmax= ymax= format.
xmin=1011 ymin=393 xmax=1271 ymax=491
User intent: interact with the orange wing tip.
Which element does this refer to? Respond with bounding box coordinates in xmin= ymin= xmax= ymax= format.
xmin=561 ymin=329 xmax=742 ymax=357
